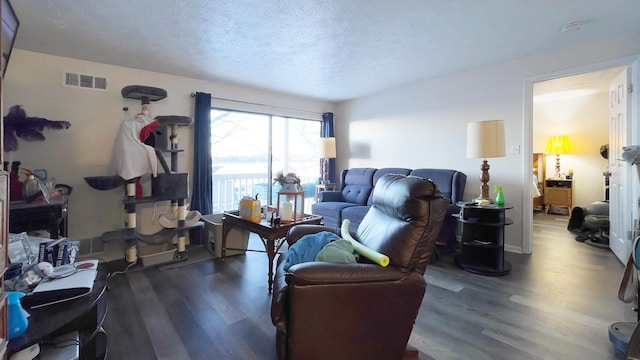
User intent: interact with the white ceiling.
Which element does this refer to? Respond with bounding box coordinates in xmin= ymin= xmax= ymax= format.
xmin=9 ymin=0 xmax=640 ymax=102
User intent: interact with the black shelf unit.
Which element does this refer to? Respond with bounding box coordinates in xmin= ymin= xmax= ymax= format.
xmin=455 ymin=202 xmax=512 ymax=276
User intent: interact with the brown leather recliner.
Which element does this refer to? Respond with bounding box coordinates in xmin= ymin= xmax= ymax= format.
xmin=271 ymin=173 xmax=449 ymax=360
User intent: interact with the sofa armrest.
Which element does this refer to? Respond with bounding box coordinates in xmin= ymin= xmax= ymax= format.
xmin=451 ymin=171 xmax=467 ymax=205
xmin=318 ymin=190 xmax=343 ymax=202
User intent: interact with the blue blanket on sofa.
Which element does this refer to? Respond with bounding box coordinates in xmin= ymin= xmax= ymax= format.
xmin=283 ymin=231 xmax=340 ymax=271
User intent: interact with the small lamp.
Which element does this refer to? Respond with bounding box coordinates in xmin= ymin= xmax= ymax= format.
xmin=466 ymin=119 xmax=506 ymax=201
xmin=545 ymin=135 xmax=572 ymax=179
xmin=319 ymin=137 xmax=336 ymax=185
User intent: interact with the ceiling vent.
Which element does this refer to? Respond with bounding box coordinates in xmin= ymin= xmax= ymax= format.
xmin=63 ymin=72 xmax=108 ymax=90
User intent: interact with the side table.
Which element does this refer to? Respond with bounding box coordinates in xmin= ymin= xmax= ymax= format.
xmin=454 ymin=202 xmax=513 ymax=276
xmin=221 ymin=211 xmax=323 ymax=293
xmin=315 ymin=183 xmax=336 ymax=201
xmin=544 ymin=179 xmax=573 ymax=215
xmin=8 ymin=269 xmax=108 ymax=359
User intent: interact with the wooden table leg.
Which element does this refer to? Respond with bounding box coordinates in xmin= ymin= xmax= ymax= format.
xmin=264 ymin=235 xmax=275 ymax=293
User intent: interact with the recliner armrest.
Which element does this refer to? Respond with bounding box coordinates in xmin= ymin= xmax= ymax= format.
xmin=286 ymin=262 xmax=411 ymax=286
xmin=318 ymin=191 xmax=343 ymax=202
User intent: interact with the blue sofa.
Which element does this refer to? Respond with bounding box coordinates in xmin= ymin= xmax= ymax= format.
xmin=311 ymin=167 xmax=467 ymax=250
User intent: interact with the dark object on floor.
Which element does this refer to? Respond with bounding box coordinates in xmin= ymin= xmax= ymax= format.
xmin=568 ymin=201 xmax=609 ymax=247
xmin=568 ymin=206 xmax=586 ymax=233
xmin=575 ymin=234 xmax=588 ymax=242
xmin=271 ymin=174 xmax=448 ymax=360
xmin=84 ymin=176 xmax=124 ymax=191
xmin=584 ymin=214 xmax=610 ymax=248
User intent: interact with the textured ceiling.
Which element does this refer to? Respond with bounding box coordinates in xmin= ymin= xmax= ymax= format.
xmin=9 ymin=0 xmax=640 ymax=102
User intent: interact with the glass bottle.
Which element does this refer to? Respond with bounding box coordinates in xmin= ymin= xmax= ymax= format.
xmin=494 ymin=186 xmax=505 ymax=206
xmin=23 ymin=174 xmax=40 ymax=199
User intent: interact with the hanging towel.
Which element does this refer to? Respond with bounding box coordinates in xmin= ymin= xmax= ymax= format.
xmin=110 ymin=114 xmax=159 ymax=180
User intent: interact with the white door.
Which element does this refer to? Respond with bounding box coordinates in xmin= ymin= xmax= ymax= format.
xmin=609 ymin=67 xmax=633 ymax=263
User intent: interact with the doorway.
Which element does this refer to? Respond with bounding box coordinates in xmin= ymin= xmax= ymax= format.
xmin=522 ymin=56 xmax=640 ymax=258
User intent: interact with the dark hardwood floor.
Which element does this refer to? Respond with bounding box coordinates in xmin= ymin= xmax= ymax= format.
xmin=102 ymin=212 xmax=635 ymax=359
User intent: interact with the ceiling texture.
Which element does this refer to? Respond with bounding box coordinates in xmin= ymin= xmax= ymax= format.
xmin=9 ymin=0 xmax=640 ymax=102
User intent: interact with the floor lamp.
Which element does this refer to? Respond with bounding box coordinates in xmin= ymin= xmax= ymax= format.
xmin=320 ymin=137 xmax=336 ymax=184
xmin=466 ymin=120 xmax=506 ymax=201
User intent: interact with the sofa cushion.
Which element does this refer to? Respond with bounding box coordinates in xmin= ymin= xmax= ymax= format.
xmin=311 ymin=201 xmax=359 ymax=228
xmin=341 ymin=205 xmax=370 ymax=233
xmin=410 ymin=168 xmax=466 ymax=204
xmin=341 ymin=168 xmax=376 ymax=205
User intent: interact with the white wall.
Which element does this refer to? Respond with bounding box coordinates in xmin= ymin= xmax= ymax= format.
xmin=533 ymin=92 xmax=610 ymax=207
xmin=336 ymin=35 xmax=640 ymax=253
xmin=4 ymin=50 xmax=334 ymax=256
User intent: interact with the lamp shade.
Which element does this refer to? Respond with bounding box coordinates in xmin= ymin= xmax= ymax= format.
xmin=320 ymin=137 xmax=336 ymax=158
xmin=545 ymin=135 xmax=572 ymax=155
xmin=466 ymin=120 xmax=506 ymax=159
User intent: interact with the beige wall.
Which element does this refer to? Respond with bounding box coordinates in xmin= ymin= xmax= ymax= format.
xmin=533 ymin=92 xmax=610 ymax=207
xmin=4 ymin=50 xmax=333 ymax=258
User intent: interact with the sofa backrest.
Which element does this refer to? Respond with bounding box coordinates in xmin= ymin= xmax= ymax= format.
xmin=410 ymin=169 xmax=467 ymax=205
xmin=367 ymin=168 xmax=412 ymax=205
xmin=339 ymin=168 xmax=376 ymax=205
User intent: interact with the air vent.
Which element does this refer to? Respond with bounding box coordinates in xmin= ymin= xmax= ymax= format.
xmin=63 ymin=72 xmax=108 ymax=91
xmin=94 ymin=77 xmax=107 ymax=90
xmin=65 ymin=72 xmax=79 ymax=87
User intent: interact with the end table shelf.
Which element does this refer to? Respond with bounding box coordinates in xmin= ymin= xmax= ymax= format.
xmin=454 ymin=202 xmax=512 ymax=276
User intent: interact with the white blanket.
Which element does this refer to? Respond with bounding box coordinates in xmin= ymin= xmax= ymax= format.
xmin=110 ymin=114 xmax=158 ymax=180
xmin=532 ymin=175 xmax=541 ymax=198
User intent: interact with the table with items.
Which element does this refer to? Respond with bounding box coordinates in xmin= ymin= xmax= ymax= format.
xmin=222 ymin=210 xmax=322 ymax=293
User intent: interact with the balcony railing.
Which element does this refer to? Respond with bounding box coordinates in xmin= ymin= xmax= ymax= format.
xmin=211 ymin=173 xmax=318 ymax=214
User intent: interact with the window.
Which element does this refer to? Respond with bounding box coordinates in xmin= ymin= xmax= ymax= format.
xmin=210 ymin=109 xmax=321 ymax=213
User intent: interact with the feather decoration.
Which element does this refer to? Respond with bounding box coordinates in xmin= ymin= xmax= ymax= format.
xmin=3 ymin=105 xmax=71 ymax=152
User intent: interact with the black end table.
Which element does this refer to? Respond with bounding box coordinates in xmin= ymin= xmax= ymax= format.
xmin=8 ymin=269 xmax=108 ymax=359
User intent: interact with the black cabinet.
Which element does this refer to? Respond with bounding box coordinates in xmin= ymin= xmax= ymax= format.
xmin=454 ymin=203 xmax=512 ymax=276
xmin=9 ymin=197 xmax=68 ymax=239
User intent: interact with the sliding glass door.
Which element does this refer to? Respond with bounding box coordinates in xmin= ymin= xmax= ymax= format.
xmin=210 ymin=109 xmax=321 ymax=213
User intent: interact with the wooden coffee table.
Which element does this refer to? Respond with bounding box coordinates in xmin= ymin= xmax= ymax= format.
xmin=222 ymin=210 xmax=322 ymax=293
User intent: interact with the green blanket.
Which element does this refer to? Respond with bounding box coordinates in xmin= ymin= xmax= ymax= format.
xmin=315 ymin=239 xmax=358 ymax=264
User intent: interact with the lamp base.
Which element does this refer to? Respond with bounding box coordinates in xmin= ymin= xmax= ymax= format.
xmin=322 ymin=158 xmax=330 ymax=185
xmin=478 ymin=159 xmax=491 ymax=200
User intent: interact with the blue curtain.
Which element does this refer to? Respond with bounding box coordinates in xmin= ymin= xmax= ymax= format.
xmin=321 ymin=112 xmax=337 ymax=184
xmin=190 ymin=92 xmax=213 ymax=214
